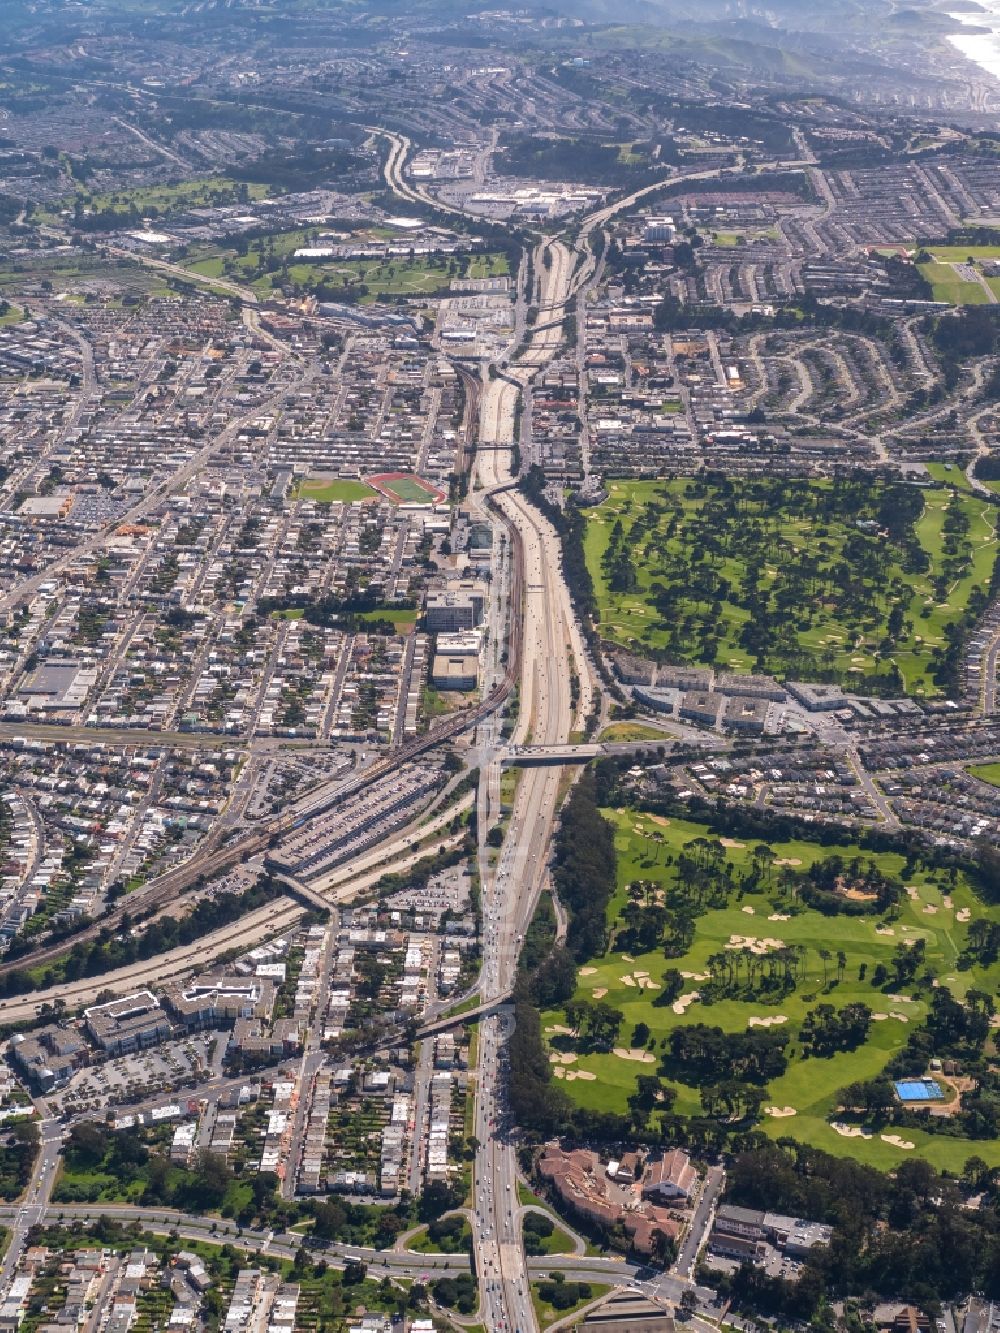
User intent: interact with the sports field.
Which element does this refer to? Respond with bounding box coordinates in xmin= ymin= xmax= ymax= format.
xmin=542 ymin=810 xmax=1000 ymax=1171
xmin=584 ymin=476 xmax=998 ymax=696
xmin=369 ymin=473 xmax=446 ymax=505
xmin=294 ymin=477 xmax=378 ymax=504
xmin=969 ymin=762 xmax=1000 ymax=787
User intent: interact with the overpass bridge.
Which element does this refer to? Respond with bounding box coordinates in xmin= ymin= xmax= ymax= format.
xmin=267 ymin=869 xmax=333 ymax=915
xmin=417 ymin=994 xmax=511 ymax=1037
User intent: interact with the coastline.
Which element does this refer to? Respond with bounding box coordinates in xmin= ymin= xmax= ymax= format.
xmin=945 ymin=0 xmax=1000 ymax=81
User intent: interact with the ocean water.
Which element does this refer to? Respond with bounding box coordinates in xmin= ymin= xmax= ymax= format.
xmin=947 ymin=0 xmax=1000 ymax=81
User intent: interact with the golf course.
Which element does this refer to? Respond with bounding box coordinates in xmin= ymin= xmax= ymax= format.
xmin=584 ymin=474 xmax=998 ymax=696
xmin=542 ymin=808 xmax=1000 ymax=1172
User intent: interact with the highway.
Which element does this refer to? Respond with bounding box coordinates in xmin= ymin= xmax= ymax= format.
xmin=468 ymin=235 xmax=598 ymax=1333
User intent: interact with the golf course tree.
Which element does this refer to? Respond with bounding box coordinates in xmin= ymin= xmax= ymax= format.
xmin=664 ymin=1024 xmax=790 ymax=1086
xmin=552 ymin=770 xmax=616 ymax=962
xmin=800 ymin=1002 xmax=873 ymax=1057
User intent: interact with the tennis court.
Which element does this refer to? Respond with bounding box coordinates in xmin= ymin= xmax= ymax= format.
xmin=894 ymin=1078 xmax=943 ymax=1102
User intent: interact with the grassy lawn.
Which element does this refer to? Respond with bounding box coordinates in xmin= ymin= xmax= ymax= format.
xmin=41 ymin=176 xmax=271 ymax=226
xmin=0 ymin=303 xmax=23 ymax=326
xmin=598 ymin=722 xmax=668 ymax=742
xmin=917 ymin=260 xmax=989 ymax=305
xmin=532 ymin=1281 xmax=613 ymax=1328
xmin=968 ymin=762 xmax=1000 ymax=787
xmin=295 ymin=477 xmax=378 ymax=503
xmin=523 ymin=1217 xmax=579 ymax=1255
xmin=542 ymin=809 xmax=1000 ymax=1172
xmin=181 ymin=230 xmax=508 ymax=303
xmin=585 ymin=475 xmax=998 ymax=696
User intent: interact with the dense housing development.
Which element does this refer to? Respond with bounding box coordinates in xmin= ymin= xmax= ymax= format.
xmin=0 ymin=1 xmax=998 ymax=1332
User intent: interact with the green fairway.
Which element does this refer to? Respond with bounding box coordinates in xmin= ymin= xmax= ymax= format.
xmin=294 ymin=477 xmax=378 ymax=503
xmin=542 ymin=810 xmax=1000 ymax=1171
xmin=584 ymin=475 xmax=998 ymax=696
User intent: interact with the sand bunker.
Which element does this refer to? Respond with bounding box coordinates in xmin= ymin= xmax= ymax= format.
xmin=637 ymin=977 xmax=660 ymax=991
xmin=681 ymin=971 xmax=710 ymax=982
xmin=872 ymin=1013 xmax=889 ymax=1021
xmin=922 ymin=905 xmax=938 ymax=915
xmin=888 ymin=994 xmax=914 ymax=1003
xmin=721 ymin=838 xmax=746 ymax=848
xmin=768 ymin=913 xmax=790 ymax=922
xmin=726 ymin=934 xmax=784 ymax=955
xmin=549 ymin=1052 xmax=578 ymax=1065
xmin=831 ymin=1122 xmax=873 ymax=1139
xmin=614 ymin=1047 xmax=656 ymax=1063
xmin=875 ymin=927 xmax=895 ymax=936
xmin=620 ymin=975 xmax=637 ymax=987
xmin=741 ymin=905 xmax=756 ymax=915
xmin=748 ymin=1015 xmax=788 ymax=1028
xmin=648 ymin=815 xmax=672 ymax=827
xmin=672 ymin=991 xmax=700 ymax=1015
xmin=545 ymin=1025 xmax=573 ymax=1036
xmin=943 ymin=895 xmax=953 ymax=909
xmin=881 ymin=1134 xmax=915 ymax=1150
xmin=566 ymin=1070 xmax=596 ymax=1082
xmin=775 ymin=858 xmax=802 ymax=867
xmin=957 ymin=908 xmax=971 ymax=923
xmin=621 ymin=954 xmax=635 ymax=963
xmin=579 ymin=967 xmax=597 ymax=977
xmin=890 ymin=1012 xmax=910 ymax=1023
xmin=592 ymin=988 xmax=608 ymax=1000
xmin=906 ymin=886 xmax=920 ymax=900
xmin=765 ymin=1106 xmax=797 ymax=1118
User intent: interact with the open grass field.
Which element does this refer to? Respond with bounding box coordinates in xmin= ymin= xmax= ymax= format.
xmin=584 ymin=476 xmax=998 ymax=696
xmin=969 ymin=762 xmax=1000 ymax=787
xmin=542 ymin=810 xmax=1000 ymax=1172
xmin=917 ymin=259 xmax=990 ymax=305
xmin=181 ymin=228 xmax=508 ymax=303
xmin=41 ymin=176 xmax=272 ymax=227
xmin=294 ymin=477 xmax=378 ymax=504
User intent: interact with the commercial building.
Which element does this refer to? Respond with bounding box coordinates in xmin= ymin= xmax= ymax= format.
xmin=84 ymin=991 xmax=172 ymax=1056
